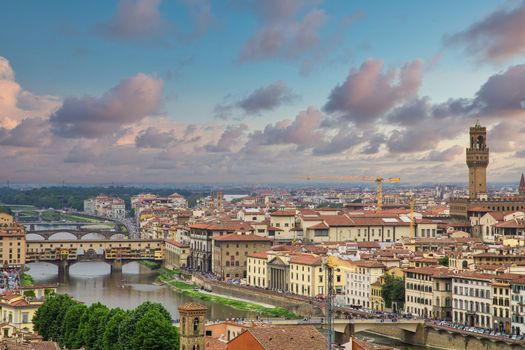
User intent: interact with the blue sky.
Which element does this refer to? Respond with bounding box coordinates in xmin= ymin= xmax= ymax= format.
xmin=0 ymin=0 xmax=524 ymax=184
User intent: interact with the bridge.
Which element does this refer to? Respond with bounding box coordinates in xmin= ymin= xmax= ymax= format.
xmin=27 ymin=229 xmax=127 ymax=241
xmin=26 ymin=239 xmax=164 ymax=274
xmin=267 ymin=318 xmax=425 ymax=344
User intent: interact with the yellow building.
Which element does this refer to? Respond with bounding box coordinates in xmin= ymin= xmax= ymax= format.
xmin=164 ymin=239 xmax=189 ymax=269
xmin=0 ymin=213 xmax=14 ymax=225
xmin=0 ymin=285 xmax=57 ymax=332
xmin=247 ymin=252 xmax=268 ymax=288
xmin=289 ymin=254 xmax=322 ymax=297
xmin=0 ymin=214 xmax=26 ymax=267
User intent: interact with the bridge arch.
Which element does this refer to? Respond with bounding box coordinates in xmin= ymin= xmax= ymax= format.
xmin=110 ymin=233 xmax=126 ymax=240
xmin=48 ymin=231 xmax=77 ymax=240
xmin=26 ymin=233 xmax=46 ymax=241
xmin=81 ymin=232 xmax=107 ymax=240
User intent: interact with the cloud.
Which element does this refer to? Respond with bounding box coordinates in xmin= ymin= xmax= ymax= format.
xmin=312 ymin=126 xmax=362 ymax=155
xmin=215 ymin=81 xmax=297 ymax=118
xmin=445 ymin=1 xmax=525 ymax=63
xmin=472 ymin=64 xmax=525 ymax=116
xmin=205 ymin=124 xmax=248 ymax=152
xmin=135 ymin=127 xmax=177 ymax=148
xmin=424 ymin=145 xmax=463 ymax=161
xmin=245 ymin=106 xmax=323 ymax=148
xmin=238 ymin=0 xmax=355 ymax=71
xmin=0 ymin=118 xmax=49 ymax=147
xmin=96 ymin=0 xmax=213 ymax=43
xmin=0 ymin=57 xmax=15 ymax=80
xmin=50 ymin=73 xmax=163 ymax=138
xmin=96 ymin=0 xmax=168 ymax=40
xmin=0 ymin=56 xmax=60 ymax=128
xmin=324 ymin=59 xmax=423 ymax=124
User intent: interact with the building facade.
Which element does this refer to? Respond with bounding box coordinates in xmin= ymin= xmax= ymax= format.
xmin=0 ymin=215 xmax=26 ymax=267
xmin=212 ymin=234 xmax=272 ymax=279
xmin=83 ymin=195 xmax=125 ymax=219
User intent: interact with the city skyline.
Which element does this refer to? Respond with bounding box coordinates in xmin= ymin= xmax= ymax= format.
xmin=1 ymin=0 xmax=525 ymax=184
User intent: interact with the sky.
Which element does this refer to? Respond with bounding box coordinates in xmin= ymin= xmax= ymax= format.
xmin=1 ymin=0 xmax=525 ymax=184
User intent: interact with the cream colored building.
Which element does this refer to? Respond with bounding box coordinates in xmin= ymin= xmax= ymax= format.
xmin=405 ymin=267 xmax=452 ymax=319
xmin=269 ymin=210 xmax=297 ymax=241
xmin=247 ymin=252 xmax=268 ymax=288
xmin=164 ymin=239 xmax=189 ymax=269
xmin=344 ymin=260 xmax=385 ymax=308
xmin=452 ymin=272 xmax=493 ymax=329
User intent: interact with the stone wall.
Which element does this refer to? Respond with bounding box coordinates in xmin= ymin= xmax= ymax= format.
xmin=192 ymin=275 xmax=324 ymax=316
xmin=368 ymin=325 xmax=524 ymax=350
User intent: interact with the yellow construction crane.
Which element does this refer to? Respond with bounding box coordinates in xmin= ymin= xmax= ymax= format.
xmin=302 ymin=175 xmax=401 ymax=210
xmin=409 ymin=193 xmax=415 ymax=237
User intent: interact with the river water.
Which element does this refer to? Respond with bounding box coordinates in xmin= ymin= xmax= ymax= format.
xmin=26 ymin=261 xmax=256 ymax=321
xmin=27 ymin=262 xmax=428 ymax=349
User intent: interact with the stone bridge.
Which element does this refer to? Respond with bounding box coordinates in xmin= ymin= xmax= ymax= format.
xmin=269 ymin=318 xmax=425 ymax=344
xmin=26 ymin=239 xmax=164 ymax=274
xmin=27 ymin=230 xmax=127 ymax=241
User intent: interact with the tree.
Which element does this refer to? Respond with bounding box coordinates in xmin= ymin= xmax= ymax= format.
xmin=438 ymin=256 xmax=449 ymax=267
xmin=0 ymin=206 xmax=12 ymax=215
xmin=33 ymin=294 xmax=76 ymax=341
xmin=118 ymin=302 xmax=172 ymax=350
xmin=381 ymin=275 xmax=405 ymax=309
xmin=131 ymin=309 xmax=179 ymax=350
xmin=62 ymin=304 xmax=87 ymax=349
xmin=79 ymin=303 xmax=110 ymax=350
xmin=102 ymin=308 xmax=127 ymax=350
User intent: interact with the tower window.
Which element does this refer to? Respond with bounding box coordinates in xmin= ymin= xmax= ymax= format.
xmin=193 ymin=317 xmax=200 ymax=335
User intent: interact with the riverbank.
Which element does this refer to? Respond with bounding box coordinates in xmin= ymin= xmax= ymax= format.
xmin=157 ymin=269 xmax=300 ymax=319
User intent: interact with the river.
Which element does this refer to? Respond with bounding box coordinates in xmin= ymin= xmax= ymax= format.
xmin=26 ymin=261 xmax=256 ymax=321
xmin=27 ymin=262 xmax=429 ymax=349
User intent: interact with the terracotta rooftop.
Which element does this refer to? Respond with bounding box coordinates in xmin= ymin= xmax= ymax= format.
xmin=213 ymin=233 xmax=272 ymax=242
xmin=270 ymin=210 xmax=296 ymax=217
xmin=178 ymin=302 xmax=207 ymax=312
xmin=238 ymin=326 xmax=326 ymax=350
xmin=289 ymin=254 xmax=322 ymax=266
xmin=247 ymin=251 xmax=268 ymax=259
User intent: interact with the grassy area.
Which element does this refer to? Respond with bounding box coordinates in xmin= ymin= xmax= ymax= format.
xmin=21 ymin=273 xmax=34 ymax=287
xmin=158 ymin=272 xmax=300 ymax=319
xmin=139 ymin=260 xmax=161 ymax=270
xmin=40 ymin=210 xmax=102 ymax=223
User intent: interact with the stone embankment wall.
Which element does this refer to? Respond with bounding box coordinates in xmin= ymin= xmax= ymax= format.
xmin=369 ymin=325 xmax=524 ymax=350
xmin=192 ymin=275 xmax=323 ymax=316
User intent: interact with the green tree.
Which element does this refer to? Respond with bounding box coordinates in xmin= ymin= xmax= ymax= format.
xmin=118 ymin=302 xmax=172 ymax=349
xmin=381 ymin=275 xmax=405 ymax=309
xmin=102 ymin=308 xmax=127 ymax=350
xmin=33 ymin=294 xmax=76 ymax=342
xmin=438 ymin=256 xmax=449 ymax=266
xmin=79 ymin=303 xmax=110 ymax=350
xmin=131 ymin=309 xmax=179 ymax=350
xmin=0 ymin=206 xmax=12 ymax=215
xmin=62 ymin=304 xmax=87 ymax=349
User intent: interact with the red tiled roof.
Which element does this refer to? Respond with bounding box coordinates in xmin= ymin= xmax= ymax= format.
xmin=354 ymin=260 xmax=385 ymax=269
xmin=213 ymin=233 xmax=272 ymax=242
xmin=289 ymin=254 xmax=322 ymax=266
xmin=247 ymin=251 xmax=268 ymax=259
xmin=323 ymin=214 xmax=354 ymax=227
xmin=271 ymin=210 xmax=296 ymax=217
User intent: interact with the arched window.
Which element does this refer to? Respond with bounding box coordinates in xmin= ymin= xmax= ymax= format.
xmin=193 ymin=317 xmax=200 ymax=335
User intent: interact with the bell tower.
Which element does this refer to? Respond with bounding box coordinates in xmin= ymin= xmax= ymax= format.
xmin=178 ymin=302 xmax=207 ymax=350
xmin=466 ymin=120 xmax=489 ymax=199
xmin=518 ymin=173 xmax=525 ymax=196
